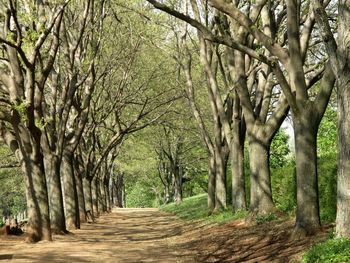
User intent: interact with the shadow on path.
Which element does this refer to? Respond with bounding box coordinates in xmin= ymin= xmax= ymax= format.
xmin=0 ymin=208 xmax=330 ymax=262
xmin=0 ymin=208 xmax=196 ymax=263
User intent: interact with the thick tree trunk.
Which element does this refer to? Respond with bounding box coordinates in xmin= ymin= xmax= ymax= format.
xmin=23 ymin=156 xmax=52 ymax=242
xmin=335 ymin=0 xmax=350 ymax=239
xmin=208 ymin=155 xmax=216 ymax=211
xmin=248 ymin=139 xmax=275 ymax=215
xmin=231 ymin=122 xmax=246 ymax=211
xmin=44 ymin=153 xmax=67 ymax=234
xmin=62 ymin=152 xmax=80 ymax=229
xmin=92 ymin=177 xmax=99 ymax=217
xmin=293 ymin=117 xmax=320 ymax=237
xmin=336 ymin=77 xmax=350 ymax=237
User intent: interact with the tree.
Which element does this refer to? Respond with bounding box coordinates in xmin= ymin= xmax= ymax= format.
xmin=0 ymin=1 xmax=69 ymax=242
xmin=208 ymin=0 xmax=336 ymax=236
xmin=313 ymin=0 xmax=350 ymax=238
xmin=78 ymin=1 xmax=179 ymax=215
xmin=146 ymin=0 xmax=335 ymax=236
xmin=171 ymin=4 xmax=233 ymax=212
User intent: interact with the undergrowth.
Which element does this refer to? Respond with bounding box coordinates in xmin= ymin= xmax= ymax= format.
xmin=160 ymin=194 xmax=248 ymax=224
xmin=302 ymin=238 xmax=350 ymax=263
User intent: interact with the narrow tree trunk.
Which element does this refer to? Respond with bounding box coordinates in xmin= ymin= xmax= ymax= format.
xmin=293 ymin=117 xmax=320 ymax=237
xmin=231 ymin=119 xmax=246 ymax=211
xmin=173 ymin=166 xmax=183 ymax=204
xmin=115 ymin=174 xmax=124 ymax=207
xmin=23 ymin=156 xmax=52 ymax=242
xmin=99 ymin=179 xmax=107 ymax=213
xmin=75 ymin=166 xmax=86 ymax=224
xmin=104 ymin=179 xmax=111 ymax=212
xmin=248 ymin=138 xmax=275 ymax=215
xmin=62 ymin=152 xmax=80 ymax=229
xmin=110 ymin=178 xmax=115 ymax=207
xmin=92 ymin=177 xmax=99 ymax=217
xmin=122 ymin=183 xmax=126 ymax=207
xmin=214 ymin=149 xmax=227 ymax=212
xmin=44 ymin=153 xmax=67 ymax=234
xmin=208 ymin=155 xmax=216 ymax=211
xmin=83 ymin=177 xmax=93 ymax=216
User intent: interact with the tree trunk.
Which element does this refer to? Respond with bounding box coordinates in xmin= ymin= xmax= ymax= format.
xmin=99 ymin=178 xmax=107 ymax=213
xmin=74 ymin=164 xmax=86 ymax=224
xmin=115 ymin=174 xmax=125 ymax=207
xmin=335 ymin=0 xmax=350 ymax=239
xmin=208 ymin=155 xmax=216 ymax=211
xmin=83 ymin=177 xmax=93 ymax=217
xmin=173 ymin=166 xmax=183 ymax=204
xmin=164 ymin=184 xmax=170 ymax=204
xmin=248 ymin=138 xmax=275 ymax=215
xmin=336 ymin=77 xmax=350 ymax=237
xmin=44 ymin=153 xmax=67 ymax=234
xmin=122 ymin=183 xmax=126 ymax=207
xmin=231 ymin=119 xmax=246 ymax=211
xmin=110 ymin=178 xmax=115 ymax=207
xmin=293 ymin=116 xmax=320 ymax=237
xmin=23 ymin=156 xmax=52 ymax=242
xmin=92 ymin=177 xmax=99 ymax=217
xmin=62 ymin=151 xmax=80 ymax=229
xmin=105 ymin=183 xmax=111 ymax=212
xmin=214 ymin=149 xmax=227 ymax=212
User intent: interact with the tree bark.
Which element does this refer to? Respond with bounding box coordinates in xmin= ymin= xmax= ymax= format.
xmin=293 ymin=115 xmax=320 ymax=237
xmin=92 ymin=177 xmax=99 ymax=217
xmin=105 ymin=183 xmax=111 ymax=212
xmin=335 ymin=0 xmax=350 ymax=239
xmin=173 ymin=166 xmax=183 ymax=204
xmin=313 ymin=0 xmax=350 ymax=238
xmin=44 ymin=153 xmax=67 ymax=234
xmin=83 ymin=177 xmax=93 ymax=216
xmin=248 ymin=137 xmax=275 ymax=215
xmin=115 ymin=174 xmax=125 ymax=207
xmin=336 ymin=77 xmax=350 ymax=237
xmin=208 ymin=155 xmax=216 ymax=211
xmin=231 ymin=112 xmax=246 ymax=211
xmin=99 ymin=178 xmax=107 ymax=213
xmin=74 ymin=163 xmax=86 ymax=224
xmin=214 ymin=148 xmax=227 ymax=212
xmin=62 ymin=151 xmax=80 ymax=229
xmin=23 ymin=156 xmax=52 ymax=242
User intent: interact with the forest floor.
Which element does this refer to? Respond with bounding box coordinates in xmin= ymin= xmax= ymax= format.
xmin=0 ymin=208 xmax=330 ymax=262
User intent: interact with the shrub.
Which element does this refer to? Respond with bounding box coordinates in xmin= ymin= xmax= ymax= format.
xmin=126 ymin=181 xmax=157 ymax=208
xmin=302 ymin=239 xmax=350 ymax=263
xmin=318 ymin=154 xmax=337 ymax=223
xmin=271 ymin=161 xmax=296 ymax=214
xmin=256 ymin=213 xmax=278 ymax=225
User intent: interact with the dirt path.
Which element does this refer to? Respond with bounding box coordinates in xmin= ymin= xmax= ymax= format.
xmin=0 ymin=208 xmax=330 ymax=262
xmin=0 ymin=208 xmax=196 ymax=262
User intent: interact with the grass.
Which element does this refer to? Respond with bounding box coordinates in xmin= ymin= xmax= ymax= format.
xmin=301 ymin=238 xmax=350 ymax=263
xmin=160 ymin=194 xmax=248 ymax=224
